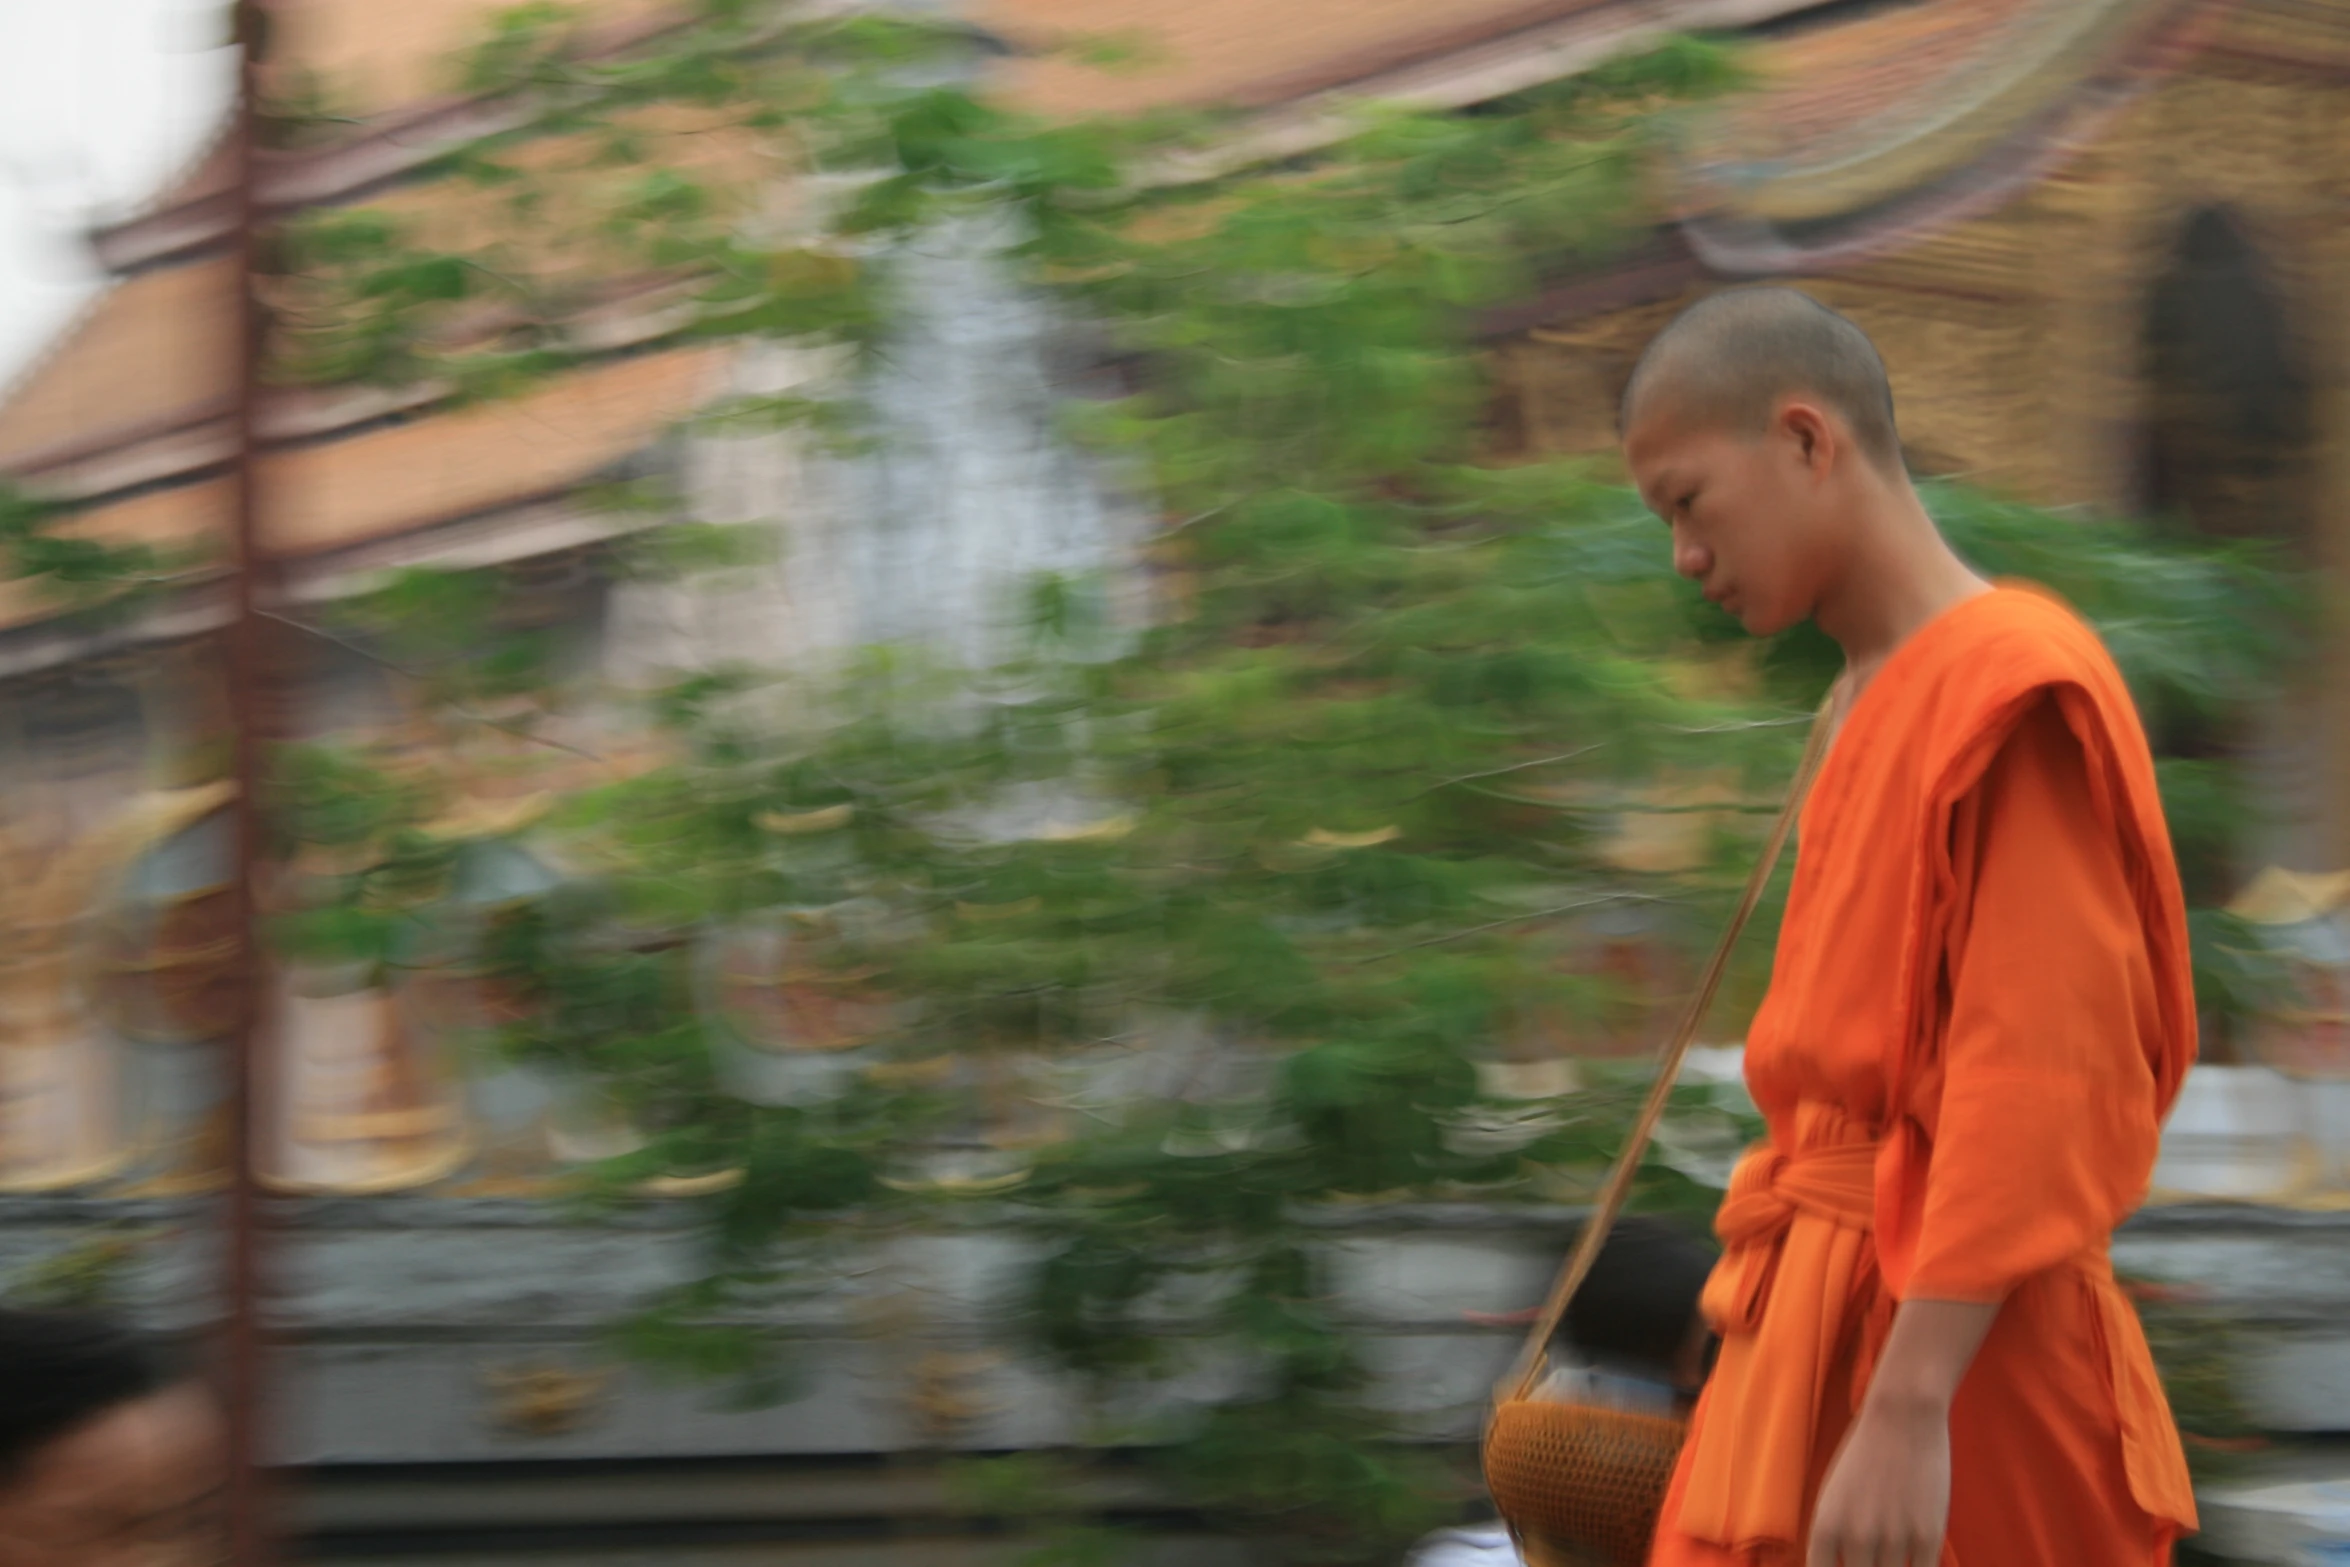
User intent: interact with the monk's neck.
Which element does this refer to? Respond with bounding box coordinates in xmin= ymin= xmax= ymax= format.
xmin=1811 ymin=493 xmax=1990 ymax=696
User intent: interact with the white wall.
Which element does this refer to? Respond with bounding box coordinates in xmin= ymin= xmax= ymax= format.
xmin=606 ymin=220 xmax=1152 ymax=703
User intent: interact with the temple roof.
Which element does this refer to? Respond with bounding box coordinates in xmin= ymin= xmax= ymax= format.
xmin=0 ymin=0 xmax=2266 ymax=648
xmin=272 ymin=0 xmax=672 ymax=121
xmin=1673 ymin=0 xmax=2226 ymax=272
xmin=977 ymin=0 xmax=1639 ymax=115
xmin=15 ymin=0 xmax=1796 ymax=596
xmin=974 ymin=0 xmax=2240 ymax=279
xmin=0 ymin=0 xmax=746 ymax=646
xmin=248 ymin=346 xmax=718 ymax=557
xmin=0 ymin=257 xmax=236 ymax=475
xmin=0 ymin=348 xmax=719 ymax=633
xmin=88 ymin=0 xmax=690 ymax=278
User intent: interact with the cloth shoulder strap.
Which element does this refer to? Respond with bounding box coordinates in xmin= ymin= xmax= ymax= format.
xmin=1499 ymin=681 xmax=1845 ymax=1401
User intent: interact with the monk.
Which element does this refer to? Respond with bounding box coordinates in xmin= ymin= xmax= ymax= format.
xmin=1618 ymin=289 xmax=2199 ymax=1567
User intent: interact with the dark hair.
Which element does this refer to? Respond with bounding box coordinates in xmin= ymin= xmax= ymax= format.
xmin=0 ymin=1309 xmax=179 ymax=1479
xmin=1560 ymin=1215 xmax=1717 ymax=1374
xmin=1618 ymin=286 xmax=1904 ymax=471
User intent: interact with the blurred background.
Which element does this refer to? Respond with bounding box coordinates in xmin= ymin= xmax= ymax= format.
xmin=0 ymin=0 xmax=2346 ymax=1562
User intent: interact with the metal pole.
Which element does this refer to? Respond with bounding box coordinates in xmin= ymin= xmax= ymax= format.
xmin=224 ymin=2 xmax=275 ymax=1562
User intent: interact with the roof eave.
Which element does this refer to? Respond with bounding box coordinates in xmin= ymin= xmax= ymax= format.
xmin=1475 ymin=0 xmax=2230 ymax=333
xmin=1143 ymin=0 xmax=1841 ymax=189
xmin=1677 ymin=0 xmax=2230 ymax=275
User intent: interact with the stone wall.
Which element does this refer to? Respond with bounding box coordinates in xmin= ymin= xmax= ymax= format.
xmin=5 ymin=1194 xmax=2343 ymax=1466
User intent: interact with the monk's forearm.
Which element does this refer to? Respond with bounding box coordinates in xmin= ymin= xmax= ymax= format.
xmin=1861 ymin=1298 xmax=2000 ymax=1418
xmin=1811 ymin=1300 xmax=1996 ymax=1566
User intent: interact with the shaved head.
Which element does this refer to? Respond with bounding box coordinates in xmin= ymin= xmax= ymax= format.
xmin=1620 ymin=288 xmax=1903 ymax=471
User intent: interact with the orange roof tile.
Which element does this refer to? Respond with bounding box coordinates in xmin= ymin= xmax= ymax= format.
xmin=0 ymin=348 xmax=721 ymax=631
xmin=271 ymin=0 xmax=675 ymax=121
xmin=0 ymin=258 xmax=237 ymax=473
xmin=100 ymin=0 xmax=676 ymax=234
xmin=256 ymin=346 xmax=721 ymax=556
xmin=359 ymin=104 xmax=771 ymax=292
xmin=7 ymin=105 xmax=755 ymax=479
xmin=98 ymin=1 xmax=693 ymax=266
xmin=0 ymin=481 xmax=235 ymax=631
xmin=978 ymin=0 xmax=1614 ymax=116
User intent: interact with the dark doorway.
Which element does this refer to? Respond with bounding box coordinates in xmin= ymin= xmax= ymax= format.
xmin=2140 ymin=206 xmax=2315 ymax=547
xmin=2138 ymin=208 xmax=2325 ymax=1063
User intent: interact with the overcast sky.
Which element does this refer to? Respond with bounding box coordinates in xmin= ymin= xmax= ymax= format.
xmin=0 ymin=0 xmax=235 ymax=383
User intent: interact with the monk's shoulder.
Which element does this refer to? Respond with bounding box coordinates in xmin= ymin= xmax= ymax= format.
xmin=1931 ymin=584 xmax=2120 ymax=695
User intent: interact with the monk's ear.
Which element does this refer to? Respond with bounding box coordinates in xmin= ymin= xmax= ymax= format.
xmin=1775 ymin=399 xmax=1838 ymax=478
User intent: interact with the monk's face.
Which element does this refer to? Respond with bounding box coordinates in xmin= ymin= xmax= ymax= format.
xmin=0 ymin=1386 xmax=225 ymax=1567
xmin=1623 ymin=398 xmax=1843 ymax=638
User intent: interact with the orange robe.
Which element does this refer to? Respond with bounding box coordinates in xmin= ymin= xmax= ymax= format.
xmin=1649 ymin=585 xmax=2200 ymax=1567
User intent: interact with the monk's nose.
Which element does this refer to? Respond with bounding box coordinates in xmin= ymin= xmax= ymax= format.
xmin=1673 ymin=532 xmax=1712 ymax=582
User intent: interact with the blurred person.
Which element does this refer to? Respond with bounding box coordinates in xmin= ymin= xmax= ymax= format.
xmin=1558 ymin=1215 xmax=1719 ymax=1399
xmin=1435 ymin=1219 xmax=1719 ymax=1567
xmin=1618 ymin=288 xmax=2197 ymax=1567
xmin=1471 ymin=1215 xmax=1721 ymax=1400
xmin=0 ymin=1308 xmax=223 ymax=1566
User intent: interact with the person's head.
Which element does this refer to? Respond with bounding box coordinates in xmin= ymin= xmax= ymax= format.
xmin=1562 ymin=1215 xmax=1718 ymax=1391
xmin=0 ymin=1310 xmax=221 ymax=1567
xmin=1619 ymin=287 xmax=1910 ymax=638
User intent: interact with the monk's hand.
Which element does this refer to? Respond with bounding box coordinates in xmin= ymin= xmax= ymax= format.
xmin=1805 ymin=1392 xmax=1951 ymax=1567
xmin=1806 ymin=1298 xmax=1998 ymax=1567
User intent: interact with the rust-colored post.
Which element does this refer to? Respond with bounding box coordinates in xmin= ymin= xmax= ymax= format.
xmin=223 ymin=2 xmax=275 ymax=1562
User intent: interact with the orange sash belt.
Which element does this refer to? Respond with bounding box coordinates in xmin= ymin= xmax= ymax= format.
xmin=1679 ymin=1130 xmax=1883 ymax=1551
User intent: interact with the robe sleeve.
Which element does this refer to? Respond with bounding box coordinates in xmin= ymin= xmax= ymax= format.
xmin=1901 ymin=695 xmax=2168 ymax=1303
